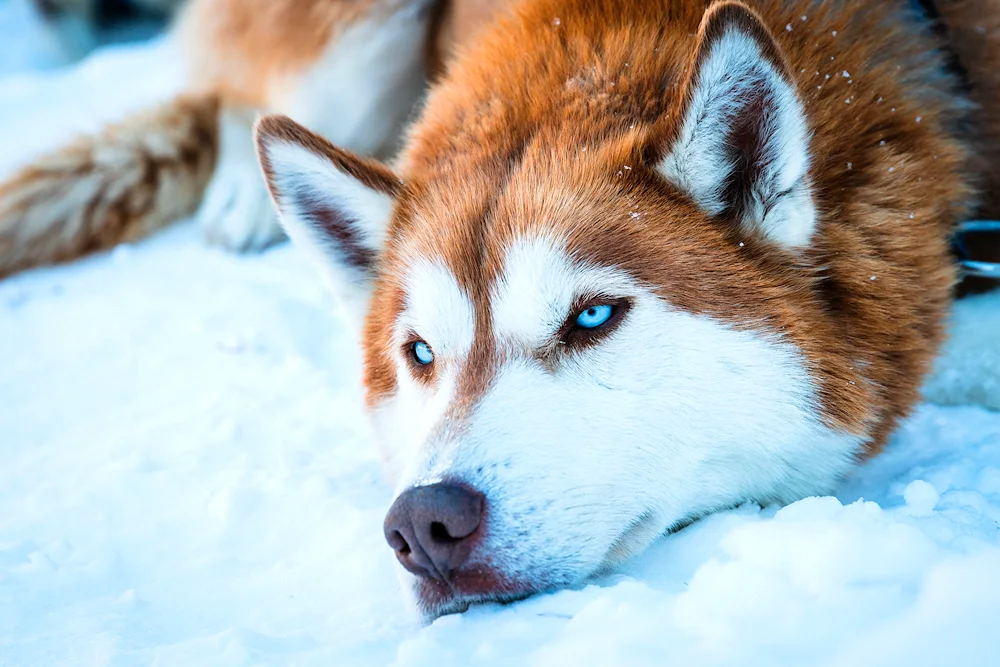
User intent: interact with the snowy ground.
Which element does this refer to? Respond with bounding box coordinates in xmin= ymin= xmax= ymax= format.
xmin=1 ymin=6 xmax=1000 ymax=666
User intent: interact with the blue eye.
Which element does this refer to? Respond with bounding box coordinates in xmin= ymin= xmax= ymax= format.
xmin=412 ymin=340 xmax=434 ymax=365
xmin=575 ymin=304 xmax=614 ymax=329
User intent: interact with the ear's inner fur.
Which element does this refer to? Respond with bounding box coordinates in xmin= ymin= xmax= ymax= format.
xmin=254 ymin=114 xmax=401 ymax=282
xmin=282 ymin=175 xmax=379 ymax=270
xmin=659 ymin=1 xmax=815 ymax=249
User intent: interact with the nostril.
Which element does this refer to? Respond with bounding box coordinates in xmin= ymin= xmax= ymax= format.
xmin=386 ymin=529 xmax=410 ymax=554
xmin=430 ymin=521 xmax=457 ymax=543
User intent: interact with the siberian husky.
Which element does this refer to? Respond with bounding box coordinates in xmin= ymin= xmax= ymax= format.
xmin=1 ymin=0 xmax=999 ymax=618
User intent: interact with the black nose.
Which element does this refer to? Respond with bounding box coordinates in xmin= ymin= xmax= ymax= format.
xmin=383 ymin=483 xmax=484 ymax=580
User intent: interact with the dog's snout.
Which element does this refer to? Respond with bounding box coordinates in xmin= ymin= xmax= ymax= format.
xmin=383 ymin=483 xmax=484 ymax=580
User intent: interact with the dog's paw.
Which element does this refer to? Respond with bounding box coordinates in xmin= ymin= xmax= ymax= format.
xmin=196 ymin=163 xmax=285 ymax=252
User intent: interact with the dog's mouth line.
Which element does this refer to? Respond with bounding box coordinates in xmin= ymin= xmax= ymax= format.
xmin=414 ymin=506 xmax=699 ymax=619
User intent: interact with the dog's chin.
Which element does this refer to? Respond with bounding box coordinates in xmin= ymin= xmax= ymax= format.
xmin=410 ymin=566 xmax=540 ymax=621
xmin=415 ymin=584 xmax=535 ymax=621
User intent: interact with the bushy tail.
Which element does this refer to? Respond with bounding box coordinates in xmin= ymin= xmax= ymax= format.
xmin=0 ymin=94 xmax=219 ymax=278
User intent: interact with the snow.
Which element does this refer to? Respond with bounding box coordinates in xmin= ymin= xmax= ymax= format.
xmin=0 ymin=0 xmax=79 ymax=75
xmin=0 ymin=1 xmax=184 ymax=182
xmin=1 ymin=12 xmax=1000 ymax=667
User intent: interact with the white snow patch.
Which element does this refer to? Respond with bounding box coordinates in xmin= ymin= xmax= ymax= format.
xmin=903 ymin=480 xmax=940 ymax=516
xmin=0 ymin=22 xmax=183 ymax=181
xmin=924 ymin=290 xmax=1000 ymax=411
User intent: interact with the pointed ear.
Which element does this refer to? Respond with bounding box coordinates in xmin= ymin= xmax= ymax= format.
xmin=658 ymin=2 xmax=815 ymax=249
xmin=255 ymin=114 xmax=400 ymax=309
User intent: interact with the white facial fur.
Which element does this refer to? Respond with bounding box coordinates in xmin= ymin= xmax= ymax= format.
xmin=658 ymin=23 xmax=815 ymax=248
xmin=373 ymin=236 xmax=863 ymax=603
xmin=373 ymin=258 xmax=477 ymax=482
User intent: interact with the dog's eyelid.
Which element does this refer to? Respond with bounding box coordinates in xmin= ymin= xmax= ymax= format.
xmin=572 ymin=294 xmax=628 ymax=313
xmin=399 ymin=328 xmax=423 ymax=346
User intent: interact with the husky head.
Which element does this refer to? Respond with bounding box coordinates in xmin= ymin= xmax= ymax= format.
xmin=256 ymin=2 xmax=870 ymax=618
